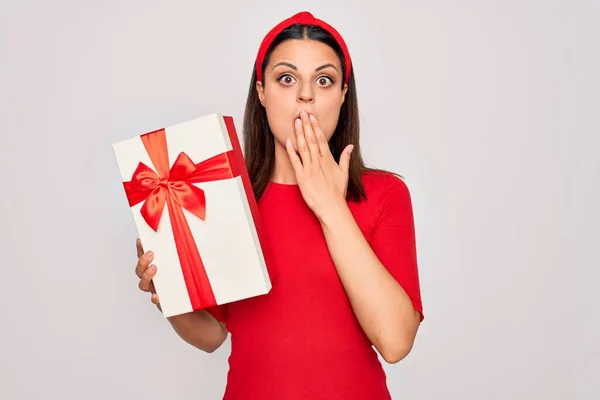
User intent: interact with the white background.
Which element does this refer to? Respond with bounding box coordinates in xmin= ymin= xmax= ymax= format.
xmin=1 ymin=0 xmax=598 ymax=399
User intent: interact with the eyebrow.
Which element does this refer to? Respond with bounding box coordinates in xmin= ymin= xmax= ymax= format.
xmin=272 ymin=62 xmax=339 ymax=73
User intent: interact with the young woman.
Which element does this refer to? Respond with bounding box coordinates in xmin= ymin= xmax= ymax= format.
xmin=134 ymin=11 xmax=424 ymax=399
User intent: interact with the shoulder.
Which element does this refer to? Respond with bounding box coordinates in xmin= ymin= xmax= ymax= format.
xmin=359 ymin=170 xmax=415 ymax=228
xmin=361 ymin=170 xmax=412 ymax=204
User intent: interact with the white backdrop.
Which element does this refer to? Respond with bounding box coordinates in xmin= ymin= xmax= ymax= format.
xmin=1 ymin=0 xmax=598 ymax=399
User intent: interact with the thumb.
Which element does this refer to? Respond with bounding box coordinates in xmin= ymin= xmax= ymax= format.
xmin=339 ymin=144 xmax=354 ymax=173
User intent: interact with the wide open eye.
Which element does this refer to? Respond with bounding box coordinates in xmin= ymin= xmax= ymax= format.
xmin=316 ymin=76 xmax=335 ymax=87
xmin=277 ymin=74 xmax=297 ymax=86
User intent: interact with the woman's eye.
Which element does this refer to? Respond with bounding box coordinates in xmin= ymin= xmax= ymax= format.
xmin=317 ymin=76 xmax=334 ymax=87
xmin=278 ymin=74 xmax=296 ymax=85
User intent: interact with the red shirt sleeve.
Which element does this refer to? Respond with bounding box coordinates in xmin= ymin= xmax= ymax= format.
xmin=369 ymin=174 xmax=424 ymax=321
xmin=206 ymin=304 xmax=229 ymax=323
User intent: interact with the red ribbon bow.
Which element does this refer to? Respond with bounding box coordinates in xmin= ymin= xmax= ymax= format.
xmin=123 ymin=128 xmax=240 ymax=311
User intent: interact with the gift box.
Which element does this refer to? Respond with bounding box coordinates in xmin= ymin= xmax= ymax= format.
xmin=112 ymin=113 xmax=271 ymax=318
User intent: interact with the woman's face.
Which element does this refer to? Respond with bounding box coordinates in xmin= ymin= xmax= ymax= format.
xmin=257 ymin=39 xmax=348 ymax=149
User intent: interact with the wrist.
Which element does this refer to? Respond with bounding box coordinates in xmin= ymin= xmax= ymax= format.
xmin=316 ymin=200 xmax=351 ymax=228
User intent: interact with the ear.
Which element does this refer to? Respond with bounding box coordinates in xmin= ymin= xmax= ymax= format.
xmin=341 ymin=83 xmax=348 ymax=105
xmin=256 ymin=81 xmax=266 ymax=106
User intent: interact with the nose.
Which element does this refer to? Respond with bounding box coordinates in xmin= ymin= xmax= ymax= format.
xmin=296 ymin=81 xmax=314 ymax=103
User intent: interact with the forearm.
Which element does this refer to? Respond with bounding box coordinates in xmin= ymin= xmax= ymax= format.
xmin=318 ymin=202 xmax=420 ymax=363
xmin=167 ymin=310 xmax=228 ymax=353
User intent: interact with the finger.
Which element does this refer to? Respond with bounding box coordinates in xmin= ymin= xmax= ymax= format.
xmin=300 ymin=111 xmax=320 ymax=163
xmin=339 ymin=144 xmax=354 ymax=174
xmin=151 ymin=293 xmax=160 ymax=305
xmin=135 ymin=250 xmax=153 ymax=278
xmin=308 ymin=113 xmax=331 ymax=159
xmin=138 ymin=264 xmax=156 ymax=292
xmin=286 ymin=139 xmax=304 ymax=175
xmin=136 ymin=238 xmax=144 ymax=258
xmin=294 ymin=117 xmax=311 ymax=166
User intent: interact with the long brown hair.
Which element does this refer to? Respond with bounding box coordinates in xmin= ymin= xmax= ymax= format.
xmin=243 ymin=24 xmax=398 ymax=202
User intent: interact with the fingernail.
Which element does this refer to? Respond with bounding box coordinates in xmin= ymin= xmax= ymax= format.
xmin=348 ymin=145 xmax=354 ymax=154
xmin=295 ymin=118 xmax=301 ymax=128
xmin=144 ymin=251 xmax=153 ymax=259
xmin=309 ymin=114 xmax=317 ymax=122
xmin=286 ymin=138 xmax=291 ymax=147
xmin=300 ymin=110 xmax=307 ymax=119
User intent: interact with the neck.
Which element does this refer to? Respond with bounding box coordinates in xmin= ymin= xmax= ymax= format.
xmin=270 ymin=141 xmax=298 ymax=184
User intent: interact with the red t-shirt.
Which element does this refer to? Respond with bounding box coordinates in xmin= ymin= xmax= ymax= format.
xmin=216 ymin=171 xmax=423 ymax=399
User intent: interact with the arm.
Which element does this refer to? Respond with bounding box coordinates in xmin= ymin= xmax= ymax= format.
xmin=318 ymin=180 xmax=422 ymax=364
xmin=167 ymin=311 xmax=228 ymax=353
xmin=286 ymin=112 xmax=423 ymax=363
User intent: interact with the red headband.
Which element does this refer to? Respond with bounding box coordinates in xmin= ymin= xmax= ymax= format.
xmin=255 ymin=11 xmax=352 ymax=85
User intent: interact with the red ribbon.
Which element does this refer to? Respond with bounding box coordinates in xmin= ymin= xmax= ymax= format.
xmin=123 ymin=128 xmax=240 ymax=311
